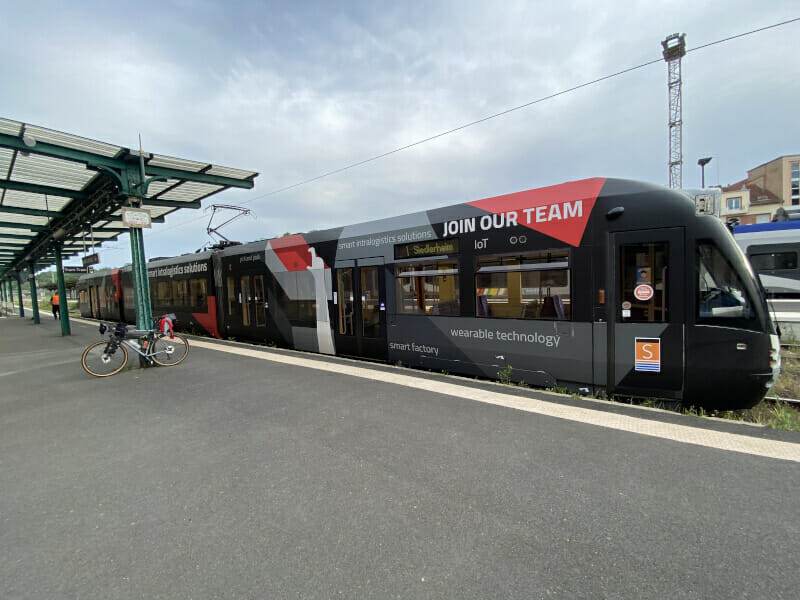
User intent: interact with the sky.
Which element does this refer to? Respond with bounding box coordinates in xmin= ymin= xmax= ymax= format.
xmin=2 ymin=0 xmax=798 ymax=267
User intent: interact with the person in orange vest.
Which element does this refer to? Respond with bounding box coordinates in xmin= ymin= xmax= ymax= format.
xmin=50 ymin=292 xmax=60 ymax=320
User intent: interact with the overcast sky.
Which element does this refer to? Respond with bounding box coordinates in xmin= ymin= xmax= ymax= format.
xmin=2 ymin=1 xmax=798 ymax=267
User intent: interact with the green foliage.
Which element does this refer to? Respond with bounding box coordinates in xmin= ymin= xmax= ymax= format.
xmin=498 ymin=364 xmax=513 ymax=385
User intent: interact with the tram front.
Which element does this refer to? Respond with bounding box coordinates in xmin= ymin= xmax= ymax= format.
xmin=684 ymin=217 xmax=780 ymax=409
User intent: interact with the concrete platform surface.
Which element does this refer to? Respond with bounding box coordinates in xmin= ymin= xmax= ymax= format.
xmin=2 ymin=311 xmax=800 ymax=599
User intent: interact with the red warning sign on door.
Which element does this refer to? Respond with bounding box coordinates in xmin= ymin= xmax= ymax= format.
xmin=633 ymin=284 xmax=654 ymax=301
xmin=635 ymin=337 xmax=661 ymax=372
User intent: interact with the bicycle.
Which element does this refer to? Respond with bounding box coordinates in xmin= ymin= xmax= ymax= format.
xmin=81 ymin=314 xmax=190 ymax=377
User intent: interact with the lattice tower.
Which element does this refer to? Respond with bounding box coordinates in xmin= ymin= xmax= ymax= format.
xmin=662 ymin=34 xmax=686 ymax=189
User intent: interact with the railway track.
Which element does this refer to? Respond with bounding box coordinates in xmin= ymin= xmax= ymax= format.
xmin=764 ymin=396 xmax=800 ymax=406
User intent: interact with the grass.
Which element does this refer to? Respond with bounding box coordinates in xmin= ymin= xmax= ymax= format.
xmin=496 ymin=353 xmax=800 ymax=432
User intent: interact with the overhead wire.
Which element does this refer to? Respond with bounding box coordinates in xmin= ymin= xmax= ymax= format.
xmin=146 ymin=16 xmax=799 ymax=239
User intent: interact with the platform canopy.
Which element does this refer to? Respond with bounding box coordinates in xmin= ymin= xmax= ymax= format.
xmin=0 ymin=117 xmax=258 ymax=280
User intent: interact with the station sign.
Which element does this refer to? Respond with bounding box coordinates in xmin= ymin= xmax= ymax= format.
xmin=64 ymin=266 xmax=94 ymax=274
xmin=122 ymin=207 xmax=152 ymax=228
xmin=82 ymin=253 xmax=100 ymax=267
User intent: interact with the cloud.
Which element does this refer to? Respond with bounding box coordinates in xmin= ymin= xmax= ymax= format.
xmin=2 ymin=0 xmax=799 ymax=264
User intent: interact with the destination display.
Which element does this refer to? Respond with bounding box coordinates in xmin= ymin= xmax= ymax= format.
xmin=394 ymin=239 xmax=459 ymax=260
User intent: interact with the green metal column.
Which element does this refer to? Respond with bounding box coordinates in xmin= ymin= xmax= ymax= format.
xmin=53 ymin=245 xmax=71 ymax=336
xmin=28 ymin=263 xmax=40 ymax=324
xmin=16 ymin=274 xmax=24 ymax=317
xmin=128 ymin=145 xmax=154 ymax=332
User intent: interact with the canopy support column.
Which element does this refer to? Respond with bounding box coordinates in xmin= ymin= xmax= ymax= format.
xmin=16 ymin=274 xmax=24 ymax=317
xmin=28 ymin=263 xmax=40 ymax=324
xmin=54 ymin=245 xmax=71 ymax=336
xmin=129 ymin=227 xmax=152 ymax=331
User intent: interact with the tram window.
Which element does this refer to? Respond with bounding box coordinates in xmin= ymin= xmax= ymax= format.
xmin=395 ymin=260 xmax=460 ymax=315
xmin=172 ymin=279 xmax=189 ymax=307
xmin=226 ymin=277 xmax=235 ymax=315
xmin=189 ymin=278 xmax=207 ymax=310
xmin=123 ymin=285 xmax=134 ymax=309
xmin=619 ymin=243 xmax=668 ymax=322
xmin=697 ymin=241 xmax=755 ymax=323
xmin=156 ymin=281 xmax=172 ymax=304
xmin=241 ymin=276 xmax=251 ymax=326
xmin=749 ymin=251 xmax=797 ymax=271
xmin=361 ymin=266 xmax=380 ymax=337
xmin=475 ymin=251 xmax=570 ymax=319
xmin=337 ymin=268 xmax=354 ymax=335
xmin=294 ymin=300 xmax=317 ymax=326
xmin=253 ymin=275 xmax=266 ymax=327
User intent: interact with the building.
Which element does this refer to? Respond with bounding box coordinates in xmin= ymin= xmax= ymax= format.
xmin=719 ymin=154 xmax=800 ymax=226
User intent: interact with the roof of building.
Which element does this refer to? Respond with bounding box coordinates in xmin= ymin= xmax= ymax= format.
xmin=721 ymin=180 xmax=782 ymax=205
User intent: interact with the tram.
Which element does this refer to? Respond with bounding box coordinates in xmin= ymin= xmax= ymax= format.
xmin=77 ymin=178 xmax=780 ymax=409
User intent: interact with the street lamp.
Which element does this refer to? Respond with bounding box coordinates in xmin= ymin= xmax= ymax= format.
xmin=698 ymin=157 xmax=712 ymax=188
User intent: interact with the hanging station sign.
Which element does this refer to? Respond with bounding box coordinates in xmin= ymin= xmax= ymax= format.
xmin=122 ymin=207 xmax=152 ymax=228
xmin=82 ymin=253 xmax=100 ymax=267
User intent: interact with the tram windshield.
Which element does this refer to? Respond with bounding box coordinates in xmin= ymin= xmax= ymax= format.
xmin=696 ymin=240 xmax=761 ymax=328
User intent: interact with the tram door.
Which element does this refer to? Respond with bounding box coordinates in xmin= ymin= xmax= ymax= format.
xmin=334 ymin=259 xmax=387 ymax=361
xmin=608 ymin=228 xmax=685 ymax=399
xmin=225 ymin=273 xmax=269 ymax=341
xmin=90 ymin=286 xmax=99 ymax=319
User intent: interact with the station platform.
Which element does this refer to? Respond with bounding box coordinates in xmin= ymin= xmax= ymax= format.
xmin=2 ymin=308 xmax=800 ymax=598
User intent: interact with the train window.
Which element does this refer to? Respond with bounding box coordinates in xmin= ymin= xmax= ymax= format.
xmin=123 ymin=285 xmax=134 ymax=309
xmin=337 ymin=268 xmax=354 ymax=335
xmin=172 ymin=280 xmax=188 ymax=307
xmin=475 ymin=251 xmax=570 ymax=319
xmin=241 ymin=276 xmax=251 ymax=326
xmin=749 ymin=251 xmax=797 ymax=271
xmin=226 ymin=277 xmax=235 ymax=315
xmin=395 ymin=260 xmax=460 ymax=315
xmin=156 ymin=281 xmax=172 ymax=305
xmin=190 ymin=279 xmax=207 ymax=310
xmin=361 ymin=266 xmax=380 ymax=337
xmin=295 ymin=300 xmax=317 ymax=326
xmin=697 ymin=241 xmax=756 ymax=323
xmin=619 ymin=243 xmax=668 ymax=322
xmin=253 ymin=275 xmax=266 ymax=327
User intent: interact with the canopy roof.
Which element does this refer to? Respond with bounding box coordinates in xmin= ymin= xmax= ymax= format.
xmin=0 ymin=117 xmax=258 ymax=280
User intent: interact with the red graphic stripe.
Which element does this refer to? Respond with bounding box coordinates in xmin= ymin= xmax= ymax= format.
xmin=467 ymin=178 xmax=606 ymax=246
xmin=270 ymin=234 xmax=314 ymax=272
xmin=193 ymin=295 xmax=221 ymax=339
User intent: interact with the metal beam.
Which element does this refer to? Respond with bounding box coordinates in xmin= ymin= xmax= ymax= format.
xmin=0 ymin=206 xmax=60 ymax=218
xmin=141 ymin=165 xmax=255 ymax=189
xmin=0 ymin=178 xmax=87 ymax=199
xmin=142 ymin=198 xmax=201 ymax=209
xmin=0 ymin=222 xmax=46 ymax=231
xmin=0 ymin=233 xmax=37 ymax=240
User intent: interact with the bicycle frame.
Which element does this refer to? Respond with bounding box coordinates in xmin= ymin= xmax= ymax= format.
xmin=100 ymin=314 xmax=179 ymax=364
xmin=117 ymin=331 xmax=162 ymax=364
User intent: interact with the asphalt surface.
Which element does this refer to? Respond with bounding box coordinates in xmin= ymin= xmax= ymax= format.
xmin=1 ymin=310 xmax=799 ymax=599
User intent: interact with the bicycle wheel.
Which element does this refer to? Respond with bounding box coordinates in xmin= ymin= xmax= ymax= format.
xmin=81 ymin=340 xmax=128 ymax=377
xmin=151 ymin=333 xmax=189 ymax=366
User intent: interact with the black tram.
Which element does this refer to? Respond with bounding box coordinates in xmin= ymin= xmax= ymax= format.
xmin=77 ymin=178 xmax=780 ymax=409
